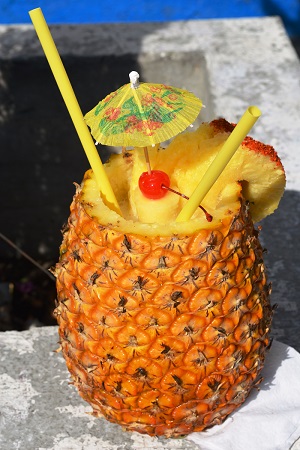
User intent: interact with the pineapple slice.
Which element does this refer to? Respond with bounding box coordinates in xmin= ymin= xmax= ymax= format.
xmin=83 ymin=119 xmax=285 ymax=232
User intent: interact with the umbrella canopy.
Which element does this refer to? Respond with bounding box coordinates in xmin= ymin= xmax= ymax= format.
xmin=84 ymin=71 xmax=203 ymax=148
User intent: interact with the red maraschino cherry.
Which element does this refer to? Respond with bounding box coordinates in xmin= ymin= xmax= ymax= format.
xmin=139 ymin=170 xmax=170 ymax=199
xmin=139 ymin=169 xmax=213 ymax=221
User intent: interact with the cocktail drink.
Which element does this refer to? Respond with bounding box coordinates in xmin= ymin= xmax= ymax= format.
xmin=30 ymin=7 xmax=285 ymax=439
xmin=54 ymin=118 xmax=285 ymax=436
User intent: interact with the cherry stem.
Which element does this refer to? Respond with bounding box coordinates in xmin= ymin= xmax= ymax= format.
xmin=162 ymin=184 xmax=213 ymax=222
xmin=143 ymin=147 xmax=152 ymax=174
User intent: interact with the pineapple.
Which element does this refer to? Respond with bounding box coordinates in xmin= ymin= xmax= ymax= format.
xmin=54 ymin=118 xmax=285 ymax=437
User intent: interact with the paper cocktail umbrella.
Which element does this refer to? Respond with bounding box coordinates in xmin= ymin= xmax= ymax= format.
xmin=84 ymin=71 xmax=203 ymax=149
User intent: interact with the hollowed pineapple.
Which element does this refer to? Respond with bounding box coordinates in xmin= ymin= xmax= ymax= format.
xmin=54 ymin=119 xmax=285 ymax=437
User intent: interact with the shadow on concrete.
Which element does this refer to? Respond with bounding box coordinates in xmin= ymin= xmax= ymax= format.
xmin=0 ymin=52 xmax=146 ymax=329
xmin=259 ymin=189 xmax=300 ymax=352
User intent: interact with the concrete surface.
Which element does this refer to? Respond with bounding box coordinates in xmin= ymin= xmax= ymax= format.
xmin=0 ymin=16 xmax=300 ymax=449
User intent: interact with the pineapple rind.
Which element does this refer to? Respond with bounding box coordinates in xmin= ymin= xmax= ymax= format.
xmin=55 ymin=183 xmax=273 ymax=437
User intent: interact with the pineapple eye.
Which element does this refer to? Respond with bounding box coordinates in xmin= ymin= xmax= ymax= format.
xmin=138 ymin=170 xmax=170 ymax=199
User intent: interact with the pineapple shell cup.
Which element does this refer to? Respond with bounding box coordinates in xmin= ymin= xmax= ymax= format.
xmin=54 ymin=119 xmax=285 ymax=437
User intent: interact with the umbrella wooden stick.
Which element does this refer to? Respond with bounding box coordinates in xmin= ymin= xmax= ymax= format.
xmin=29 ymin=7 xmax=122 ymax=216
xmin=143 ymin=147 xmax=152 ymax=174
xmin=129 ymin=73 xmax=153 ymax=174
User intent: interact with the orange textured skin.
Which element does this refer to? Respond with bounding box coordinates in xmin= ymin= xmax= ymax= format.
xmin=54 ymin=186 xmax=273 ymax=437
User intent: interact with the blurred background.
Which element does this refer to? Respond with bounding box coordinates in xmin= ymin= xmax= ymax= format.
xmin=0 ymin=1 xmax=299 ymax=331
xmin=0 ymin=0 xmax=299 ymax=42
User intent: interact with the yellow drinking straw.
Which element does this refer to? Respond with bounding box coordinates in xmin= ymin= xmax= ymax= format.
xmin=176 ymin=106 xmax=261 ymax=222
xmin=29 ymin=8 xmax=122 ymax=216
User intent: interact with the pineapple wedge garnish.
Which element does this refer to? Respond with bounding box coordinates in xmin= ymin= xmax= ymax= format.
xmin=84 ymin=119 xmax=285 ymax=231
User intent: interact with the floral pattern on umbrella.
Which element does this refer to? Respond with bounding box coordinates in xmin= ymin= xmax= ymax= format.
xmin=84 ymin=73 xmax=203 ymax=148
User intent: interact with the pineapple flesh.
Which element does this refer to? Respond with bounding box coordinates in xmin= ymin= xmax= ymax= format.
xmin=54 ymin=119 xmax=285 ymax=437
